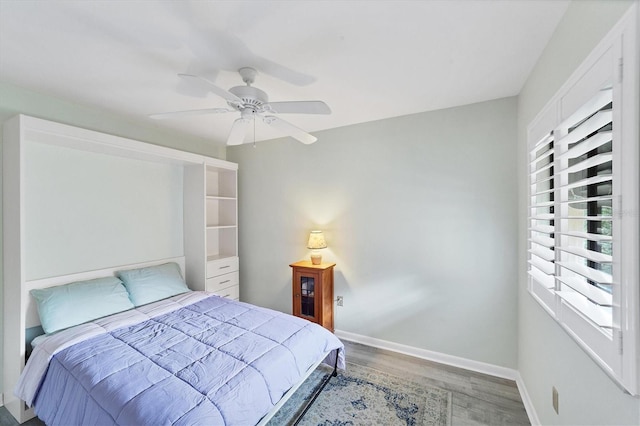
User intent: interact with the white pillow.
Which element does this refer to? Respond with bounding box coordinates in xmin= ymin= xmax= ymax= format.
xmin=31 ymin=276 xmax=134 ymax=334
xmin=117 ymin=262 xmax=190 ymax=306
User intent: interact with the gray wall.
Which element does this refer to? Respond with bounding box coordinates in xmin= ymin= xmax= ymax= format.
xmin=517 ymin=1 xmax=640 ymax=424
xmin=0 ymin=81 xmax=225 ymax=396
xmin=228 ymin=97 xmax=519 ymax=368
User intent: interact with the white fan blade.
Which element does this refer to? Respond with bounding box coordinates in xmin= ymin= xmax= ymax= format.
xmin=263 ymin=116 xmax=317 ymax=144
xmin=265 ymin=101 xmax=331 ymax=115
xmin=178 ymin=74 xmax=243 ymax=105
xmin=227 ymin=118 xmax=251 ymax=146
xmin=149 ymin=108 xmax=231 ymax=119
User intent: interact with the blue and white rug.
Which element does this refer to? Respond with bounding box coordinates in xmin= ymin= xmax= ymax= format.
xmin=269 ymin=362 xmax=452 ymax=426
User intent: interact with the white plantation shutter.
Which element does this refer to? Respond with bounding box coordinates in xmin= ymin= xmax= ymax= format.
xmin=555 ymin=88 xmax=614 ymax=329
xmin=526 ymin=6 xmax=639 ymax=395
xmin=528 ymin=133 xmax=556 ymax=290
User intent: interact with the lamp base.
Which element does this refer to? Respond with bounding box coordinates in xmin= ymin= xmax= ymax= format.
xmin=310 ymin=253 xmax=322 ymax=265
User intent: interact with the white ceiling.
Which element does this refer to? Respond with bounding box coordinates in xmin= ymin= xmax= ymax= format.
xmin=0 ymin=0 xmax=570 ymax=146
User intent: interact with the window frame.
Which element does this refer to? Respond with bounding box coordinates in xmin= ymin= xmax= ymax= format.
xmin=526 ymin=4 xmax=639 ymax=395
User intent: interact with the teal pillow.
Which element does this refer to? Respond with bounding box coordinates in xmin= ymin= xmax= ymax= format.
xmin=117 ymin=262 xmax=190 ymax=307
xmin=31 ymin=276 xmax=134 ymax=334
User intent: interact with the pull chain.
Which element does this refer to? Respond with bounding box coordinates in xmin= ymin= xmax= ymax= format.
xmin=253 ymin=115 xmax=256 ymax=148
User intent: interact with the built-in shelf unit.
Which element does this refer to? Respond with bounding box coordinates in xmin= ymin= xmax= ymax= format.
xmin=3 ymin=115 xmax=239 ymax=422
xmin=184 ymin=162 xmax=240 ymax=299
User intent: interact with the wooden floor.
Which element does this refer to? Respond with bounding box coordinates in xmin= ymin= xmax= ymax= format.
xmin=0 ymin=340 xmax=530 ymax=426
xmin=343 ymin=340 xmax=530 ymax=425
xmin=0 ymin=408 xmax=42 ymax=426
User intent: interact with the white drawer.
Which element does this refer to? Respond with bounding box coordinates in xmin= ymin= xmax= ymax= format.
xmin=207 ymin=257 xmax=239 ymax=278
xmin=212 ymin=284 xmax=239 ymax=300
xmin=206 ymin=271 xmax=239 ymax=293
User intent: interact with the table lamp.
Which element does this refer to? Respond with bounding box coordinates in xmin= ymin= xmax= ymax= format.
xmin=307 ymin=230 xmax=327 ymax=265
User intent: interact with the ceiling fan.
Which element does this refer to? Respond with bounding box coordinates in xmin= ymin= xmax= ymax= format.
xmin=150 ymin=67 xmax=331 ymax=145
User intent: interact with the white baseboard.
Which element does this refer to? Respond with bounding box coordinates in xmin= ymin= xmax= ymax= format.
xmin=515 ymin=373 xmax=540 ymax=426
xmin=335 ymin=329 xmax=518 ymax=380
xmin=335 ymin=329 xmax=539 ymax=424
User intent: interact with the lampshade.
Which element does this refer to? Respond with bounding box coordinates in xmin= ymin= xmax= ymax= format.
xmin=307 ymin=230 xmax=327 ymax=250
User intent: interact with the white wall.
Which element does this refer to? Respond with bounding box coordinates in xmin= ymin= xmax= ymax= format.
xmin=24 ymin=141 xmax=183 ymax=280
xmin=0 ymin=82 xmax=226 ymax=397
xmin=517 ymin=1 xmax=640 ymax=424
xmin=228 ymin=96 xmax=519 ymax=369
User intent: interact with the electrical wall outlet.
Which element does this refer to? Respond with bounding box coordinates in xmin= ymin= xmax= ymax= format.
xmin=336 ymin=296 xmax=344 ymax=306
xmin=552 ymin=386 xmax=559 ymax=414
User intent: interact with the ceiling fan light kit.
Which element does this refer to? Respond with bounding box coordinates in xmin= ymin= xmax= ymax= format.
xmin=151 ymin=67 xmax=330 ymax=146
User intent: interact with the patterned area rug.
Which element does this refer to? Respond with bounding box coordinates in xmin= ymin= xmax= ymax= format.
xmin=268 ymin=362 xmax=452 ymax=426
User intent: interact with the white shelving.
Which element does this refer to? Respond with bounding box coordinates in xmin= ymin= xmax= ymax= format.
xmin=204 ymin=164 xmax=239 ymax=299
xmin=184 ymin=162 xmax=239 ymax=299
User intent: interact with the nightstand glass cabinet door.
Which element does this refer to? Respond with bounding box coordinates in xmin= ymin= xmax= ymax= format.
xmin=299 ymin=276 xmax=315 ymax=317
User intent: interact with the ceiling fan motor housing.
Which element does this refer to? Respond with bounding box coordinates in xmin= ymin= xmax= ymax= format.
xmin=228 ymin=85 xmax=269 ymax=111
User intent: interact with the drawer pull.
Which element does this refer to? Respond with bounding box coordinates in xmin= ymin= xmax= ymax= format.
xmin=219 ymin=265 xmax=230 ymax=269
xmin=223 ymin=294 xmax=231 ymax=298
xmin=220 ymin=280 xmax=230 ymax=284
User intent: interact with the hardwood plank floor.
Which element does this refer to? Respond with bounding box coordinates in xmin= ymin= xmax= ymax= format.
xmin=343 ymin=339 xmax=531 ymax=425
xmin=0 ymin=340 xmax=530 ymax=426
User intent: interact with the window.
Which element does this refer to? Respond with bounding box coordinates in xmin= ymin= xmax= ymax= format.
xmin=527 ymin=5 xmax=638 ymax=394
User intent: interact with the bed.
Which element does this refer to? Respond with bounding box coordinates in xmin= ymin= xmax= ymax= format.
xmin=14 ymin=261 xmax=344 ymax=425
xmin=3 ymin=116 xmax=344 ymax=424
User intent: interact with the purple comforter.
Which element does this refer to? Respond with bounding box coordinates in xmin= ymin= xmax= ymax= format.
xmin=20 ymin=293 xmax=344 ymax=425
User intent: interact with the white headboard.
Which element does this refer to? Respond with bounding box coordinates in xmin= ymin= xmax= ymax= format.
xmin=25 ymin=256 xmax=186 ymax=328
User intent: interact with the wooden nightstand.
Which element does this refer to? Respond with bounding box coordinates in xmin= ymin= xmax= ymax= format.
xmin=290 ymin=260 xmax=335 ymax=332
